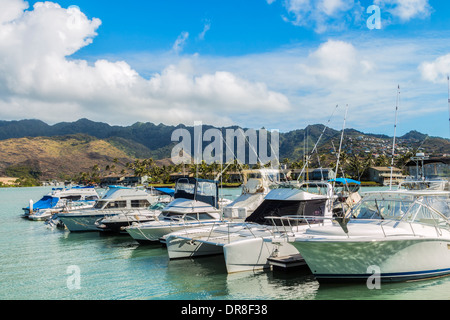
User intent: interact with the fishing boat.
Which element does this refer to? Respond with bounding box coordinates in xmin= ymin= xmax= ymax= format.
xmin=125 ymin=177 xmax=222 ymax=244
xmin=57 ymin=186 xmax=164 ymax=232
xmin=222 ymin=169 xmax=280 ymax=220
xmin=165 ymin=181 xmax=356 ymax=273
xmin=280 ymin=188 xmax=450 ymax=283
xmin=23 ymin=186 xmax=100 ymax=220
xmin=96 ymin=197 xmax=171 ymax=233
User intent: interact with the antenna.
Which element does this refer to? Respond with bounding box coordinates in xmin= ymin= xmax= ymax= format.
xmin=447 ymin=75 xmax=450 ymax=137
xmin=296 ymin=105 xmax=339 ymax=182
xmin=334 ymin=104 xmax=348 ymax=189
xmin=389 ymin=85 xmax=400 ymax=190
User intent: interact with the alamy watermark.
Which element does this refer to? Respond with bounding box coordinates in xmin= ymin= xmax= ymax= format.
xmin=367 ymin=5 xmax=381 ymax=30
xmin=66 ymin=265 xmax=81 ymax=290
xmin=366 ymin=265 xmax=381 ymax=289
xmin=171 ymin=122 xmax=279 ymax=166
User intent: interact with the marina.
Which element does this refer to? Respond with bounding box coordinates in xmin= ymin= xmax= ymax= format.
xmin=2 ymin=0 xmax=450 ymax=305
xmin=1 ymin=185 xmax=450 ymax=300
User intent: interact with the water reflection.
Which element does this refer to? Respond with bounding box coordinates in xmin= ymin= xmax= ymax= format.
xmin=314 ymin=276 xmax=450 ymax=300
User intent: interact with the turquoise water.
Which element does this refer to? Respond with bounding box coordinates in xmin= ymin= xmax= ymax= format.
xmin=1 ymin=186 xmax=450 ymax=300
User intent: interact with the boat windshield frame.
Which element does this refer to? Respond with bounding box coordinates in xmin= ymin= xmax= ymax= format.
xmin=350 ymin=191 xmax=450 ymax=228
xmin=270 ymin=181 xmax=333 ymax=196
xmin=174 ymin=177 xmax=219 ymax=209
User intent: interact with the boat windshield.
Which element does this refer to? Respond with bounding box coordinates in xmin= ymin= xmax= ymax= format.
xmin=131 ymin=199 xmax=151 ymax=208
xmin=174 ymin=178 xmax=219 ymax=208
xmin=402 ymin=196 xmax=450 ymax=227
xmin=351 ymin=194 xmax=414 ymax=220
xmin=93 ymin=200 xmax=127 ymax=209
xmin=149 ymin=202 xmax=168 ymax=210
xmin=94 ymin=200 xmax=107 ymax=209
xmin=351 ymin=193 xmax=450 ymax=227
xmin=297 ymin=183 xmax=331 ymax=196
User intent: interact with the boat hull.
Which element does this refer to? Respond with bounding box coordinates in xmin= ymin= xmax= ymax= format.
xmin=126 ymin=221 xmax=221 ymax=244
xmin=97 ymin=218 xmax=156 ymax=234
xmin=166 ymin=236 xmax=224 ymax=259
xmin=58 ymin=214 xmax=112 ymax=232
xmin=291 ymin=238 xmax=450 ymax=283
xmin=223 ymin=237 xmax=299 ymax=273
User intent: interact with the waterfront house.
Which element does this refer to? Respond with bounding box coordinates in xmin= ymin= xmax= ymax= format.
xmin=368 ymin=166 xmax=406 ymax=185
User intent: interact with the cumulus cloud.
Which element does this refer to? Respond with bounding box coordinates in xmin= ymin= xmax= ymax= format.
xmin=419 ymin=54 xmax=450 ymax=83
xmin=298 ymin=40 xmax=373 ymax=83
xmin=269 ymin=0 xmax=432 ymax=32
xmin=276 ymin=0 xmax=363 ymax=33
xmin=374 ymin=0 xmax=432 ymax=21
xmin=0 ymin=0 xmax=291 ymax=127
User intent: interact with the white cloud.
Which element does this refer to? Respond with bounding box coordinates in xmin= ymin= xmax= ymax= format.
xmin=271 ymin=0 xmax=432 ymax=32
xmin=0 ymin=0 xmax=448 ymax=137
xmin=419 ymin=54 xmax=450 ymax=83
xmin=375 ymin=0 xmax=432 ymax=21
xmin=172 ymin=31 xmax=189 ymax=54
xmin=0 ymin=0 xmax=28 ymax=24
xmin=298 ymin=40 xmax=373 ymax=83
xmin=198 ymin=21 xmax=211 ymax=40
xmin=0 ymin=0 xmax=292 ymax=127
xmin=280 ymin=0 xmax=362 ymax=33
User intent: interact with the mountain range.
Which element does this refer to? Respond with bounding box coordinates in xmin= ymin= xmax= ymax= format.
xmin=0 ymin=118 xmax=449 ymax=181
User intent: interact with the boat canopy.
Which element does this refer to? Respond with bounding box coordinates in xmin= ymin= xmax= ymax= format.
xmin=174 ymin=177 xmax=219 ymax=209
xmin=154 ymin=187 xmax=175 ymax=197
xmin=27 ymin=196 xmax=60 ymax=211
xmin=245 ymin=198 xmax=327 ymax=226
xmin=329 ymin=178 xmax=361 ymax=185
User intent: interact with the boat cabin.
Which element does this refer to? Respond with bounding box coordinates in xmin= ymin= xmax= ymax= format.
xmin=92 ymin=186 xmax=154 ymax=210
xmin=173 ymin=177 xmax=219 ymax=209
xmin=245 ymin=181 xmax=333 ymax=226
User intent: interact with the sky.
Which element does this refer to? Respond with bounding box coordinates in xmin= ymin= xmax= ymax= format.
xmin=1 ymin=0 xmax=450 ymax=138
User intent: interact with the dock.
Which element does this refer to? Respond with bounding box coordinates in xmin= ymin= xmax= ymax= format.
xmin=267 ymin=254 xmax=306 ymax=269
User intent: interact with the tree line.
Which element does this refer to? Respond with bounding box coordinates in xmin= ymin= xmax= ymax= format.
xmin=73 ymin=151 xmax=414 ymax=185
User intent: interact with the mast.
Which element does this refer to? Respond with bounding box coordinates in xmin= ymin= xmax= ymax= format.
xmin=389 ymin=85 xmax=400 ymax=190
xmin=334 ymin=104 xmax=348 ymax=189
xmin=447 ymin=75 xmax=450 ymax=137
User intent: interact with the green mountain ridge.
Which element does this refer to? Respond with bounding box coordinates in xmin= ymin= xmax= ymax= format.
xmin=0 ymin=119 xmax=449 ymax=178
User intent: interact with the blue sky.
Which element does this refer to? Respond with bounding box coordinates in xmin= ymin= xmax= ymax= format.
xmin=2 ymin=0 xmax=450 ymax=138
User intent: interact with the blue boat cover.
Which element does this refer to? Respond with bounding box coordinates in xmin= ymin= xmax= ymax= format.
xmin=26 ymin=196 xmax=60 ymax=210
xmin=155 ymin=187 xmax=175 ymax=196
xmin=329 ymin=178 xmax=361 ymax=185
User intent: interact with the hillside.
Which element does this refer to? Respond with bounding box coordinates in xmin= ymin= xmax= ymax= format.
xmin=0 ymin=134 xmax=135 ymax=180
xmin=0 ymin=119 xmax=449 ymax=181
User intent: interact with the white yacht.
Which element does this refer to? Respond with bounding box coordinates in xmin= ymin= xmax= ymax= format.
xmin=222 ymin=169 xmax=280 ymax=220
xmin=23 ymin=186 xmax=100 ymax=220
xmin=280 ymin=189 xmax=450 ymax=283
xmin=125 ymin=178 xmax=222 ymax=244
xmin=165 ymin=181 xmax=349 ymax=273
xmin=57 ymin=186 xmax=162 ymax=232
xmin=96 ymin=198 xmax=171 ymax=233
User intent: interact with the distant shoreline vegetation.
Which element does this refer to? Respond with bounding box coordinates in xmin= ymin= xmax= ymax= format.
xmin=0 ymin=119 xmax=448 ymax=187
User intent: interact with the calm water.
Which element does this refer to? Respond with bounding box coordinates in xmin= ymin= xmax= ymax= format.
xmin=1 ymin=186 xmax=450 ymax=300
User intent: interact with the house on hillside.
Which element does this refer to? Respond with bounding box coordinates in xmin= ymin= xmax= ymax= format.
xmin=100 ymin=175 xmax=148 ymax=187
xmin=368 ymin=167 xmax=406 ymax=185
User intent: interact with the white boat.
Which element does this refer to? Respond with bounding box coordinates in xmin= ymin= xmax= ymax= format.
xmin=23 ymin=186 xmax=100 ymax=220
xmin=96 ymin=198 xmax=171 ymax=233
xmin=57 ymin=186 xmax=163 ymax=232
xmin=125 ymin=178 xmax=222 ymax=244
xmin=165 ymin=181 xmax=353 ymax=273
xmin=222 ymin=169 xmax=280 ymax=220
xmin=281 ymin=189 xmax=450 ymax=283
